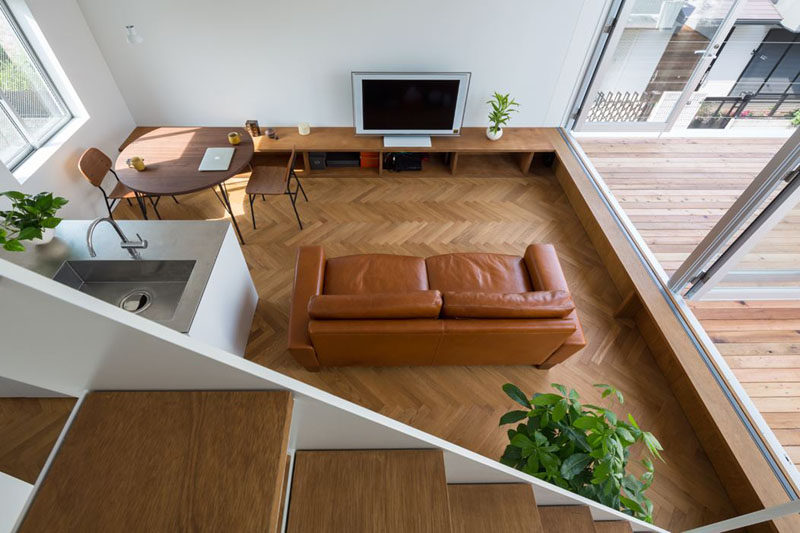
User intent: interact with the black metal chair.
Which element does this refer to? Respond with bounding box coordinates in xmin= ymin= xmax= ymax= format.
xmin=78 ymin=147 xmax=178 ymax=219
xmin=246 ymin=149 xmax=308 ymax=230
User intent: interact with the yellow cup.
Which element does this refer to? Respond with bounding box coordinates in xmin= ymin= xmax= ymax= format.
xmin=127 ymin=156 xmax=146 ymax=171
xmin=227 ymin=132 xmax=241 ymax=145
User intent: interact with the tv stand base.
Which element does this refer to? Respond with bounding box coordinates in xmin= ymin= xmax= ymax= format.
xmin=383 ymin=135 xmax=431 ymax=148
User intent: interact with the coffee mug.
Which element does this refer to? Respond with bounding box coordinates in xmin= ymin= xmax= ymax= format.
xmin=126 ymin=156 xmax=146 ymax=171
xmin=227 ymin=132 xmax=241 ymax=145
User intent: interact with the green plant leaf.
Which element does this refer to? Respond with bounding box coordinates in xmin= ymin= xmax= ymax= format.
xmin=40 ymin=217 xmax=62 ymax=229
xmin=552 ymin=399 xmax=568 ymax=423
xmin=499 ymin=410 xmax=529 ymax=425
xmin=510 ymin=433 xmax=535 ymax=449
xmin=503 ymin=383 xmax=531 ymax=408
xmin=572 ymin=416 xmax=598 ymax=431
xmin=642 ymin=431 xmax=664 ymax=461
xmin=531 ymin=393 xmax=561 ymax=406
xmin=1 ymin=191 xmax=26 ymax=201
xmin=17 ymin=226 xmax=40 ymax=241
xmin=551 ymin=383 xmax=567 ymax=396
xmin=3 ymin=239 xmax=25 ymax=252
xmin=560 ymin=453 xmax=591 ymax=480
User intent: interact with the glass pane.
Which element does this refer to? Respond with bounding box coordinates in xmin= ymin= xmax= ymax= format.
xmin=585 ymin=0 xmax=736 ymax=125
xmin=704 ymin=189 xmax=800 ymax=299
xmin=0 ymin=107 xmax=30 ymax=166
xmin=0 ymin=7 xmax=69 ymax=144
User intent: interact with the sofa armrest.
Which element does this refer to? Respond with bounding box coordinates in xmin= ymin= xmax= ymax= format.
xmin=524 ymin=244 xmax=569 ymax=292
xmin=288 ymin=246 xmax=326 ymax=371
xmin=524 ymin=244 xmax=587 ymax=367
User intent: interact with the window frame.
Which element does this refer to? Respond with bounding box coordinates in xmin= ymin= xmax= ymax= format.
xmin=0 ymin=0 xmax=73 ymax=170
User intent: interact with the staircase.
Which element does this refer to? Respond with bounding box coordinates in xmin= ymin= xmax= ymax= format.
xmin=15 ymin=391 xmax=654 ymax=532
xmin=285 ymin=449 xmax=637 ymax=533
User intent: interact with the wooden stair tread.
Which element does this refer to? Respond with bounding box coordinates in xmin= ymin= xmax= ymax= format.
xmin=447 ymin=483 xmax=543 ymax=533
xmin=538 ymin=506 xmax=597 ymax=533
xmin=19 ymin=391 xmax=293 ymax=533
xmin=287 ymin=449 xmax=451 ymax=533
xmin=594 ymin=521 xmax=634 ymax=533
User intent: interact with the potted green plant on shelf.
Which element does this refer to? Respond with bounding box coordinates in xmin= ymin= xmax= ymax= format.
xmin=499 ymin=382 xmax=663 ymax=523
xmin=486 ymin=91 xmax=519 ymax=141
xmin=0 ymin=191 xmax=68 ymax=251
xmin=791 ymin=109 xmax=800 ymax=127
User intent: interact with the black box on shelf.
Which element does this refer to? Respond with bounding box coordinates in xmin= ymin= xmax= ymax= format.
xmin=309 ymin=152 xmax=326 ymax=170
xmin=325 ymin=152 xmax=361 ymax=167
xmin=384 ymin=152 xmax=423 ymax=172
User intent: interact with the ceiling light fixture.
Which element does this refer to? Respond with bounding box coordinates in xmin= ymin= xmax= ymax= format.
xmin=125 ymin=25 xmax=143 ymax=45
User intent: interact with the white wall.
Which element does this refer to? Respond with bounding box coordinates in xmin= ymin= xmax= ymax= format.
xmin=0 ymin=0 xmax=134 ymax=219
xmin=76 ymin=0 xmax=610 ymax=128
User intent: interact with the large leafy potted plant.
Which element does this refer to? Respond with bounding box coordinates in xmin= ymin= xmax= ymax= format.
xmin=0 ymin=191 xmax=68 ymax=251
xmin=499 ymin=382 xmax=663 ymax=523
xmin=486 ymin=92 xmax=519 ymax=141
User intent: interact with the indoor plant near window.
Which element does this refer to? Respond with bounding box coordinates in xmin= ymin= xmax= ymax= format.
xmin=0 ymin=191 xmax=68 ymax=251
xmin=486 ymin=92 xmax=519 ymax=141
xmin=499 ymin=382 xmax=663 ymax=523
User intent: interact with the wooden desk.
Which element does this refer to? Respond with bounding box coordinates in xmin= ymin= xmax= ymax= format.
xmin=117 ymin=127 xmax=253 ymax=243
xmin=253 ymin=127 xmax=555 ymax=176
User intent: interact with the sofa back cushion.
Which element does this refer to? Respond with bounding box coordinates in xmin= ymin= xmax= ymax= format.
xmin=309 ymin=290 xmax=443 ymax=319
xmin=426 ymin=253 xmax=532 ymax=293
xmin=441 ymin=290 xmax=574 ymax=319
xmin=324 ymin=254 xmax=429 ymax=294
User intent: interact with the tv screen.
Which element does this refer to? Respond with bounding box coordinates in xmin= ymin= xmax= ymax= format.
xmin=352 ymin=72 xmax=470 ymax=135
xmin=362 ymin=80 xmax=459 ymax=131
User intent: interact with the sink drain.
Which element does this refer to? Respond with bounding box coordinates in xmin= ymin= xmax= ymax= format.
xmin=119 ymin=290 xmax=152 ymax=314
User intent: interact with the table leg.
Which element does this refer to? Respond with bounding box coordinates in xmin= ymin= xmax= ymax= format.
xmin=520 ymin=152 xmax=535 ymax=175
xmin=218 ymin=182 xmax=245 ymax=245
xmin=134 ymin=192 xmax=149 ymax=220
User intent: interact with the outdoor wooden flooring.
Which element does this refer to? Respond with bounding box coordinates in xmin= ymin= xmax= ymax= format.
xmin=578 ymin=137 xmax=788 ymax=274
xmin=111 ymin=156 xmax=737 ymax=530
xmin=579 ymin=136 xmax=800 ymax=476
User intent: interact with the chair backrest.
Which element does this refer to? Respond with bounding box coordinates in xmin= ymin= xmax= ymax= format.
xmin=283 ymin=148 xmax=297 ymax=182
xmin=78 ymin=148 xmax=112 ymax=187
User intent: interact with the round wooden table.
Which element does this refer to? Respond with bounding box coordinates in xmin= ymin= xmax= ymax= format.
xmin=116 ymin=127 xmax=254 ymax=243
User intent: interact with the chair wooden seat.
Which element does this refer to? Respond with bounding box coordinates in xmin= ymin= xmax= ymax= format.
xmin=108 ymin=181 xmax=137 ymax=200
xmin=78 ymin=147 xmax=179 ymax=220
xmin=246 ymin=165 xmax=287 ymax=195
xmin=246 ymin=148 xmax=307 ymax=230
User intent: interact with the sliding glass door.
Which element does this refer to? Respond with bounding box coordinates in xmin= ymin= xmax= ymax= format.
xmin=669 ymin=128 xmax=800 ymax=299
xmin=574 ymin=0 xmax=743 ymax=132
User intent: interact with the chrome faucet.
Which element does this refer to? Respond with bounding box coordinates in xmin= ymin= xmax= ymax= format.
xmin=86 ymin=217 xmax=148 ymax=260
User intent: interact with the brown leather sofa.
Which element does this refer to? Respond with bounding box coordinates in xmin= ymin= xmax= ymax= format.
xmin=288 ymin=245 xmax=586 ymax=371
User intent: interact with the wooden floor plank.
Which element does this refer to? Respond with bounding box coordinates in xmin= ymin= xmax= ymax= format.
xmin=0 ymin=398 xmax=75 ymax=484
xmin=287 ymin=450 xmax=451 ymax=533
xmin=20 ymin=391 xmax=293 ymax=532
xmin=447 ymin=483 xmax=543 ymax=533
xmin=594 ymin=522 xmax=634 ymax=533
xmin=538 ymin=506 xmax=596 ymax=533
xmin=112 ymin=166 xmax=737 ymax=530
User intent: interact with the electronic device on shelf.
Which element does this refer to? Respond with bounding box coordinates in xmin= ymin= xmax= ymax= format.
xmin=352 ymin=72 xmax=470 ymax=148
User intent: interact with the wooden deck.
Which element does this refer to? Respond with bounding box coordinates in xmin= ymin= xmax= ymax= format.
xmin=579 ymin=136 xmax=800 ymax=472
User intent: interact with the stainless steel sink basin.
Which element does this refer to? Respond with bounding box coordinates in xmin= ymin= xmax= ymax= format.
xmin=53 ymin=260 xmax=196 ymax=322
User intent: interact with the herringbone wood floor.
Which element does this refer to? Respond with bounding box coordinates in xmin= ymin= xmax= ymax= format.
xmin=115 ymin=157 xmax=735 ymax=529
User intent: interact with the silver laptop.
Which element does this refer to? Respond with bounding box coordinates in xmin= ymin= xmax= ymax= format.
xmin=198 ymin=147 xmax=235 ymax=171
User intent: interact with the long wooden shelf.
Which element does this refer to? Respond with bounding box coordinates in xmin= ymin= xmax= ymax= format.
xmin=253 ymin=127 xmax=554 ymax=176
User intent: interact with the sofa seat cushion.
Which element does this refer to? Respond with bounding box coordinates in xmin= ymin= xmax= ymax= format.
xmin=426 ymin=253 xmax=532 ymax=293
xmin=442 ymin=290 xmax=574 ymax=319
xmin=308 ymin=291 xmax=442 ymax=319
xmin=324 ymin=254 xmax=429 ymax=294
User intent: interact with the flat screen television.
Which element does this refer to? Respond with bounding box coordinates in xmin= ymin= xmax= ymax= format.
xmin=352 ymin=72 xmax=470 ymax=146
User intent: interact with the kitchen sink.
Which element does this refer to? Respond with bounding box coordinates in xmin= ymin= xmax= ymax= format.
xmin=52 ymin=260 xmax=196 ymax=322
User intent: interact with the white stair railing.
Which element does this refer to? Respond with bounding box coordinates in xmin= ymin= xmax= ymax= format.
xmin=684 ymin=500 xmax=800 ymax=533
